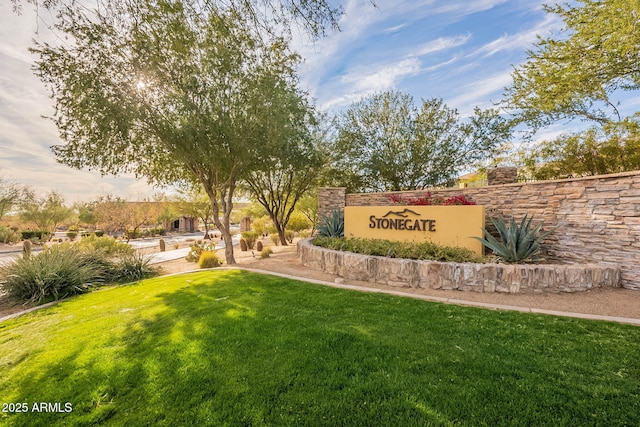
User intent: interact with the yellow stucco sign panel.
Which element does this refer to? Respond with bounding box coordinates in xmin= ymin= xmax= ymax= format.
xmin=344 ymin=205 xmax=485 ymax=255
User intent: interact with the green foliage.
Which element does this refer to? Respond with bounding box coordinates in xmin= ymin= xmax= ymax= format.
xmin=0 ymin=246 xmax=106 ymax=304
xmin=198 ymin=251 xmax=222 ymax=269
xmin=241 ymin=231 xmax=259 ymax=249
xmin=111 ymin=253 xmax=159 ymax=283
xmin=0 ymin=175 xmax=22 ymax=221
xmin=326 ymin=90 xmax=512 ymax=192
xmin=317 ymin=210 xmax=344 ymax=237
xmin=504 ymin=0 xmax=640 ymax=130
xmin=475 ymin=215 xmax=553 ymax=263
xmin=0 ymin=239 xmax=158 ymax=304
xmin=285 ymin=211 xmax=312 ymax=232
xmin=284 ymin=230 xmax=294 ymax=244
xmin=76 ymin=234 xmax=134 ymax=256
xmin=19 ymin=190 xmax=72 ymax=240
xmin=519 ymin=121 xmax=640 ymax=179
xmin=186 ymin=241 xmax=217 ymax=263
xmin=30 ymin=1 xmax=315 ymax=265
xmin=0 ymin=225 xmax=20 ymax=244
xmin=260 ymin=247 xmax=273 ymax=259
xmin=269 ymin=233 xmax=280 ymax=245
xmin=313 ymin=236 xmax=484 ymax=263
xmin=66 ymin=230 xmax=78 ymax=240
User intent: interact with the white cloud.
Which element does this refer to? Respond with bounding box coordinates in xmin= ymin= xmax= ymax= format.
xmin=412 ymin=34 xmax=471 ymax=57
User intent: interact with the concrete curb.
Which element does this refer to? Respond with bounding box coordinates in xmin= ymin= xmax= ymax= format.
xmin=3 ymin=267 xmax=639 ymax=326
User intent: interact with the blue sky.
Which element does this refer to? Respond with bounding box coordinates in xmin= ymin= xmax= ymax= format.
xmin=0 ymin=0 xmax=562 ymax=202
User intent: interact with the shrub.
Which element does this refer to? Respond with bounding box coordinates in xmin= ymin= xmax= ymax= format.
xmin=0 ymin=246 xmax=106 ymax=304
xmin=475 ymin=214 xmax=553 ymax=263
xmin=260 ymin=247 xmax=273 ymax=259
xmin=269 ymin=233 xmax=280 ymax=245
xmin=66 ymin=231 xmax=78 ymax=240
xmin=198 ymin=251 xmax=222 ymax=268
xmin=284 ymin=230 xmax=294 ymax=244
xmin=186 ymin=241 xmax=216 ymax=262
xmin=313 ymin=237 xmax=484 ymax=263
xmin=111 ymin=253 xmax=159 ymax=283
xmin=241 ymin=231 xmax=258 ymax=249
xmin=77 ymin=234 xmax=134 ymax=256
xmin=0 ymin=226 xmax=20 ymax=244
xmin=318 ymin=210 xmax=344 ymax=237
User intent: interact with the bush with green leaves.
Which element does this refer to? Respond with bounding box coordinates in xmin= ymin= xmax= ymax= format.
xmin=0 ymin=246 xmax=107 ymax=304
xmin=313 ymin=236 xmax=484 ymax=263
xmin=318 ymin=210 xmax=344 ymax=237
xmin=77 ymin=234 xmax=134 ymax=256
xmin=0 ymin=225 xmax=20 ymax=244
xmin=241 ymin=231 xmax=259 ymax=249
xmin=186 ymin=241 xmax=217 ymax=262
xmin=475 ymin=214 xmax=553 ymax=263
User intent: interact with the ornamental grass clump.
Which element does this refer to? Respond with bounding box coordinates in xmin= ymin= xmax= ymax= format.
xmin=475 ymin=214 xmax=553 ymax=263
xmin=198 ymin=251 xmax=222 ymax=268
xmin=0 ymin=246 xmax=106 ymax=304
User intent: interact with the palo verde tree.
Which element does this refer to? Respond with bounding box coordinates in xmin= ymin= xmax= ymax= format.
xmin=19 ymin=190 xmax=73 ymax=240
xmin=242 ymin=90 xmax=322 ymax=245
xmin=327 ymin=90 xmax=512 ymax=192
xmin=31 ymin=0 xmax=312 ymax=263
xmin=504 ymin=0 xmax=640 ymax=130
xmin=12 ymin=0 xmax=344 ymax=41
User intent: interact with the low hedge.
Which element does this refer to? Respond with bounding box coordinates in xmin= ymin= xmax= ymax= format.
xmin=312 ymin=236 xmax=485 ymax=263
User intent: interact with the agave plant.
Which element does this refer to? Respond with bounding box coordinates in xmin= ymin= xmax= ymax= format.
xmin=475 ymin=214 xmax=553 ymax=263
xmin=318 ymin=210 xmax=344 ymax=237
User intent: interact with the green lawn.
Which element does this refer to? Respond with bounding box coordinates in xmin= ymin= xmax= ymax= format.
xmin=1 ymin=270 xmax=639 ymax=426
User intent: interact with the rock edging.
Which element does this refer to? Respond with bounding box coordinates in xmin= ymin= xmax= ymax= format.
xmin=297 ymin=238 xmax=620 ymax=294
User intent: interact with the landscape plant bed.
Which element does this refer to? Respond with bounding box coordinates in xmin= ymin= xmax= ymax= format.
xmin=300 ymin=238 xmax=620 ymax=293
xmin=1 ymin=270 xmax=639 ymax=426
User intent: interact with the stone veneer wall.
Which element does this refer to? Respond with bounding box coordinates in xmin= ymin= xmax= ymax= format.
xmin=318 ymin=187 xmax=347 ymax=221
xmin=298 ymin=239 xmax=620 ymax=293
xmin=319 ymin=170 xmax=640 ymax=290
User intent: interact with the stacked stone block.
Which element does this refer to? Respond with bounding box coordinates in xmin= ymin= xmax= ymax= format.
xmin=298 ymin=239 xmax=621 ymax=294
xmin=320 ymin=170 xmax=640 ymax=289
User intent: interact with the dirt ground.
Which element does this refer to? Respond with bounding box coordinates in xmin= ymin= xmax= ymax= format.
xmin=2 ymin=239 xmax=640 ymax=322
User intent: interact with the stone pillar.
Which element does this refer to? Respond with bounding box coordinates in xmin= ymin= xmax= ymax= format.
xmin=487 ymin=167 xmax=518 ymax=186
xmin=240 ymin=216 xmax=252 ymax=232
xmin=318 ymin=187 xmax=346 ymax=221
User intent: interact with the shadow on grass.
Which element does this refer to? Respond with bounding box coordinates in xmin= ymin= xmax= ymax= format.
xmin=2 ymin=270 xmax=640 ymax=426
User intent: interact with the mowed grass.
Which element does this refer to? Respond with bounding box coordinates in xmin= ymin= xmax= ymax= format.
xmin=1 ymin=270 xmax=639 ymax=426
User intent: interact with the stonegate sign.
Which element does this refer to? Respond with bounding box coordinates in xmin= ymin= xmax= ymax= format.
xmin=344 ymin=205 xmax=485 ymax=255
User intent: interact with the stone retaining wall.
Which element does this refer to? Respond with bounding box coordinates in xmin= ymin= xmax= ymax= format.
xmin=319 ymin=170 xmax=640 ymax=290
xmin=298 ymin=238 xmax=621 ymax=294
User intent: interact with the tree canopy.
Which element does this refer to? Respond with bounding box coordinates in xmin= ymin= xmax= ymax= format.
xmin=31 ymin=0 xmax=312 ymax=263
xmin=504 ymin=0 xmax=640 ymax=130
xmin=12 ymin=0 xmax=344 ymax=40
xmin=325 ymin=91 xmax=512 ymax=192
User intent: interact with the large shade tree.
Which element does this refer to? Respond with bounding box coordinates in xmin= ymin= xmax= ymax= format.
xmin=31 ymin=0 xmax=313 ymax=263
xmin=326 ymin=90 xmax=512 ymax=192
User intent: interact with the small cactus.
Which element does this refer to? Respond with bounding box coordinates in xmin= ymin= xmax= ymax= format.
xmin=159 ymin=238 xmax=166 ymax=252
xmin=256 ymin=241 xmax=263 ymax=251
xmin=22 ymin=240 xmax=32 ymax=259
xmin=240 ymin=238 xmax=248 ymax=251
